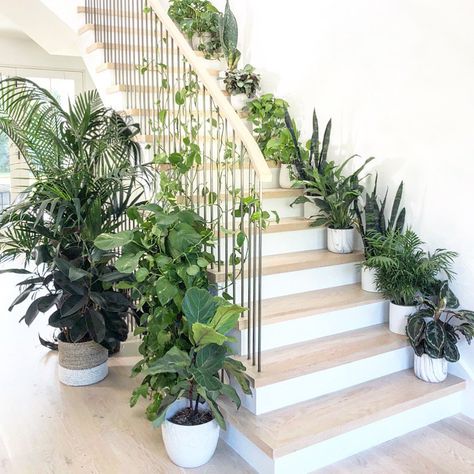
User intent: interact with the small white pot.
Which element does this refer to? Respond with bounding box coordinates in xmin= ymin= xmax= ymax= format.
xmin=361 ymin=266 xmax=379 ymax=293
xmin=327 ymin=227 xmax=354 ymax=254
xmin=230 ymin=93 xmax=249 ymax=112
xmin=389 ymin=302 xmax=416 ymax=335
xmin=162 ymin=399 xmax=220 ymax=468
xmin=414 ymin=354 xmax=448 ymax=383
xmin=303 ymin=195 xmax=319 ymax=219
xmin=192 ymin=32 xmax=212 ymax=50
xmin=202 ymin=58 xmax=225 ymax=73
xmin=279 ymin=164 xmax=303 ymax=189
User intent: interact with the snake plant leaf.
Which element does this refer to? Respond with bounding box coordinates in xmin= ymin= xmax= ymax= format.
xmin=310 ymin=109 xmax=319 ymax=170
xmin=319 ymin=118 xmax=332 ymax=171
xmin=388 ymin=181 xmax=405 ymax=231
xmin=220 ymin=0 xmax=238 ymax=54
xmin=378 ymin=189 xmax=388 ymax=234
xmin=395 ymin=208 xmax=406 ymax=232
xmin=182 ymin=287 xmax=217 ymax=324
xmin=425 ymin=320 xmax=446 ymax=352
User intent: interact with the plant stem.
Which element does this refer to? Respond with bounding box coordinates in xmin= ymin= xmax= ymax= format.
xmin=194 ymin=394 xmax=201 ymax=416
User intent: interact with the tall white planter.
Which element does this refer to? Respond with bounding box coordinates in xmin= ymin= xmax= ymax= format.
xmin=327 ymin=227 xmax=354 ymax=254
xmin=389 ymin=302 xmax=416 ymax=335
xmin=361 ymin=266 xmax=379 ymax=293
xmin=414 ymin=354 xmax=448 ymax=383
xmin=303 ymin=195 xmax=319 ymax=219
xmin=162 ymin=399 xmax=220 ymax=468
xmin=230 ymin=93 xmax=249 ymax=112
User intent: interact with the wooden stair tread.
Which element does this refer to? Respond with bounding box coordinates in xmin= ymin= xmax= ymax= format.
xmin=220 ymin=371 xmax=466 ymax=458
xmin=107 ymin=84 xmax=230 ymax=96
xmin=209 ymin=248 xmax=362 ymax=283
xmin=237 ymin=324 xmax=407 ymax=387
xmin=237 ymin=283 xmax=384 ymax=330
xmin=95 ymin=62 xmax=220 ymax=76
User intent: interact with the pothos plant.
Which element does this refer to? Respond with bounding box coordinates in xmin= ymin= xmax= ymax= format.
xmin=406 ymin=281 xmax=474 ymax=362
xmin=224 ymin=64 xmax=261 ymax=98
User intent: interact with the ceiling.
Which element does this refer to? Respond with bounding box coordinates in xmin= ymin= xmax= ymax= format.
xmin=0 ymin=13 xmax=29 ymax=40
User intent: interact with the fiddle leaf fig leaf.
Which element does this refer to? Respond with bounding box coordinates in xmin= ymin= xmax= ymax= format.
xmin=182 ymin=287 xmax=216 ymax=324
xmin=145 ymin=346 xmax=191 ymax=376
xmin=210 ymin=304 xmax=245 ymax=335
xmin=192 ymin=323 xmax=227 ymax=349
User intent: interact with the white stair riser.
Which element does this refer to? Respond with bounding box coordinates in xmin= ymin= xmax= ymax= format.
xmin=240 ymin=346 xmax=413 ymax=414
xmin=223 ymin=390 xmax=463 ymax=474
xmin=219 ymin=262 xmax=360 ymax=300
xmin=232 ymin=301 xmax=388 ymax=355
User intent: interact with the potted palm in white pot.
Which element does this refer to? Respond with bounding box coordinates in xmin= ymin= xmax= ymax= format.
xmin=407 ymin=280 xmax=474 ymax=383
xmin=366 ymin=230 xmax=457 ymax=335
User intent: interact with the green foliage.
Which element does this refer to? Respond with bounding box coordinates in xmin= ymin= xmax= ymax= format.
xmin=224 ymin=64 xmax=261 ymax=98
xmin=169 ymin=0 xmax=222 ymax=59
xmin=366 ymin=230 xmax=457 ymax=306
xmin=247 ymin=94 xmax=294 ymax=163
xmin=0 ymin=78 xmax=146 ymax=350
xmin=406 ymin=281 xmax=474 ymax=362
xmin=355 ymin=175 xmax=406 ymax=259
xmin=219 ymin=0 xmax=241 ymax=70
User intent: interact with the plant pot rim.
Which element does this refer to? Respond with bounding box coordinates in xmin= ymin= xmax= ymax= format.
xmin=57 ymin=333 xmax=95 ymax=345
xmin=328 ymin=226 xmax=354 ymax=231
xmin=390 ymin=301 xmax=417 ymax=308
xmin=165 ymin=401 xmax=216 ymax=429
xmin=414 ymin=352 xmax=446 ymax=361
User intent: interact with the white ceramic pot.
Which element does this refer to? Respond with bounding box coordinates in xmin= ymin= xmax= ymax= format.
xmin=279 ymin=164 xmax=303 ymax=189
xmin=201 ymin=58 xmax=225 ymax=74
xmin=303 ymin=195 xmax=319 ymax=219
xmin=230 ymin=93 xmax=249 ymax=112
xmin=192 ymin=32 xmax=212 ymax=50
xmin=361 ymin=265 xmax=379 ymax=293
xmin=162 ymin=399 xmax=220 ymax=468
xmin=389 ymin=302 xmax=416 ymax=335
xmin=414 ymin=354 xmax=448 ymax=383
xmin=327 ymin=227 xmax=354 ymax=254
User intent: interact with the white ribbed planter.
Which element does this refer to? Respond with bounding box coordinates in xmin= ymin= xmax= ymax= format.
xmin=414 ymin=354 xmax=448 ymax=383
xmin=58 ymin=340 xmax=108 ymax=387
xmin=327 ymin=227 xmax=354 ymax=254
xmin=389 ymin=302 xmax=416 ymax=335
xmin=303 ymin=196 xmax=319 ymax=219
xmin=361 ymin=266 xmax=379 ymax=293
xmin=230 ymin=93 xmax=249 ymax=112
xmin=162 ymin=399 xmax=220 ymax=468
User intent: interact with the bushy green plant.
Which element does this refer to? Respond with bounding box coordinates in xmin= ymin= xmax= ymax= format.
xmin=168 ymin=0 xmax=222 ymax=59
xmin=407 ymin=281 xmax=474 ymax=362
xmin=224 ymin=64 xmax=260 ymax=98
xmin=355 ymin=175 xmax=406 ymax=259
xmin=0 ymin=78 xmax=147 ymax=350
xmin=219 ymin=0 xmax=240 ymax=70
xmin=366 ymin=230 xmax=457 ymax=306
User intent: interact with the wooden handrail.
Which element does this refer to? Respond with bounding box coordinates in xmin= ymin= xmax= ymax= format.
xmin=148 ymin=0 xmax=272 ymax=182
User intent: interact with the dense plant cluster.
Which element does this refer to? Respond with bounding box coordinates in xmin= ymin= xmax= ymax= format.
xmin=224 ymin=64 xmax=261 ymax=98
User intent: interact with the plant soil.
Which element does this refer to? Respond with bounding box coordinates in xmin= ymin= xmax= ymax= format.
xmin=169 ymin=408 xmax=213 ymax=426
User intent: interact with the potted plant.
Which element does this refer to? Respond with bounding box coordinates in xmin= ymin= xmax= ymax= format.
xmin=0 ymin=78 xmax=148 ymax=385
xmin=366 ymin=230 xmax=457 ymax=335
xmin=95 ymin=207 xmax=250 ymax=468
xmin=407 ymin=281 xmax=474 ymax=383
xmin=218 ymin=0 xmax=241 ymax=89
xmin=224 ymin=64 xmax=261 ymax=111
xmin=355 ymin=176 xmax=405 ymax=292
xmin=168 ymin=0 xmax=223 ymax=70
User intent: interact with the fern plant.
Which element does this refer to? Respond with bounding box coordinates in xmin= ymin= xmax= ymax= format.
xmin=366 ymin=230 xmax=457 ymax=306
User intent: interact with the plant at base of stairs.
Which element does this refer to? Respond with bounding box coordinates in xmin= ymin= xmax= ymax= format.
xmin=224 ymin=64 xmax=261 ymax=98
xmin=0 ymin=77 xmax=148 ymax=352
xmin=355 ymin=174 xmax=406 ymax=260
xmin=366 ymin=229 xmax=457 ymax=306
xmin=168 ymin=0 xmax=222 ymax=59
xmin=407 ymin=280 xmax=474 ymax=362
xmin=219 ymin=0 xmax=241 ymax=70
xmin=130 ymin=287 xmax=251 ymax=429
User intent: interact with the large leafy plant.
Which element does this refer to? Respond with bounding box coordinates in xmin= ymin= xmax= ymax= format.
xmin=0 ymin=77 xmax=148 ymax=350
xmin=130 ymin=287 xmax=250 ymax=429
xmin=224 ymin=64 xmax=261 ymax=98
xmin=219 ymin=0 xmax=241 ymax=70
xmin=366 ymin=230 xmax=457 ymax=306
xmin=406 ymin=281 xmax=474 ymax=362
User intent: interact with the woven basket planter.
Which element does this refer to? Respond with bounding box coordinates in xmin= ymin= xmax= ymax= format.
xmin=58 ymin=340 xmax=108 ymax=387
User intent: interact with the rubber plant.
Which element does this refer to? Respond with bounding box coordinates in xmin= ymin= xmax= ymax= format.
xmin=0 ymin=77 xmax=149 ymax=351
xmin=407 ymin=280 xmax=474 ymax=362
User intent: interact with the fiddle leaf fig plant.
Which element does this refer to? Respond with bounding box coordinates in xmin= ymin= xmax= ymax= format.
xmin=406 ymin=281 xmax=474 ymax=362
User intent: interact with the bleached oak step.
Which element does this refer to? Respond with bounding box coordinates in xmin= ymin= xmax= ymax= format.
xmin=221 ymin=371 xmax=465 ymax=473
xmin=96 ymin=62 xmax=221 ymax=77
xmin=209 ymin=249 xmax=362 ymax=284
xmin=78 ymin=6 xmax=141 ymax=18
xmin=106 ymin=84 xmax=230 ymax=96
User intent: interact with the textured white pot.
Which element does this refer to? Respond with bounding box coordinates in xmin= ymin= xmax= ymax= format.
xmin=58 ymin=340 xmax=108 ymax=387
xmin=303 ymin=196 xmax=319 ymax=219
xmin=414 ymin=354 xmax=448 ymax=383
xmin=327 ymin=227 xmax=354 ymax=254
xmin=201 ymin=58 xmax=224 ymax=73
xmin=361 ymin=266 xmax=379 ymax=293
xmin=162 ymin=399 xmax=220 ymax=468
xmin=389 ymin=302 xmax=416 ymax=335
xmin=230 ymin=93 xmax=249 ymax=112
xmin=191 ymin=32 xmax=212 ymax=50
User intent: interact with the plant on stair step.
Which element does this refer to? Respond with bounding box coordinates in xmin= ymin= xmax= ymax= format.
xmin=354 ymin=175 xmax=406 ymax=292
xmin=168 ymin=0 xmax=222 ymax=59
xmin=365 ymin=229 xmax=457 ymax=335
xmin=219 ymin=0 xmax=241 ymax=71
xmin=0 ymin=78 xmax=148 ymax=386
xmin=407 ymin=280 xmax=474 ymax=383
xmin=132 ymin=287 xmax=251 ymax=468
xmin=224 ymin=64 xmax=261 ymax=111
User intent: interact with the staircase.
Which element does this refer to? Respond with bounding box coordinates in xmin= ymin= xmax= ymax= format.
xmin=69 ymin=1 xmax=468 ymax=472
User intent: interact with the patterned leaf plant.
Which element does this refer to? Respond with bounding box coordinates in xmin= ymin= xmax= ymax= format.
xmin=406 ymin=281 xmax=474 ymax=362
xmin=219 ymin=0 xmax=241 ymax=70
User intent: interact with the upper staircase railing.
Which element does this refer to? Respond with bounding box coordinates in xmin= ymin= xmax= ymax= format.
xmin=83 ymin=0 xmax=271 ymax=370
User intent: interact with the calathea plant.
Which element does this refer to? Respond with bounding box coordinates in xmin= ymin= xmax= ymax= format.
xmin=0 ymin=78 xmax=148 ymax=352
xmin=219 ymin=0 xmax=241 ymax=70
xmin=407 ymin=281 xmax=474 ymax=362
xmin=224 ymin=64 xmax=261 ymax=98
